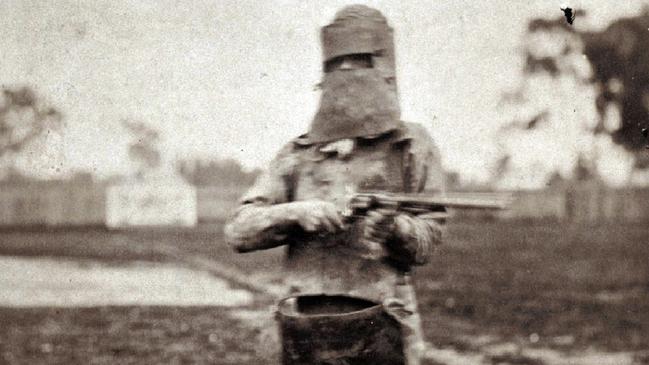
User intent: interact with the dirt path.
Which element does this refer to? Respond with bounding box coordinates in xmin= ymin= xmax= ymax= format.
xmin=155 ymin=245 xmax=285 ymax=298
xmin=0 ymin=255 xmax=253 ymax=307
xmin=423 ymin=342 xmax=640 ymax=365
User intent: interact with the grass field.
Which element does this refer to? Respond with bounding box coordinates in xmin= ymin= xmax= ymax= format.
xmin=1 ymin=220 xmax=648 ymax=364
xmin=419 ymin=221 xmax=649 ymax=353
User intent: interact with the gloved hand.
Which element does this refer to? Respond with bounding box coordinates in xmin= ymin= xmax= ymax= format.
xmin=362 ymin=211 xmax=436 ymax=251
xmin=283 ymin=200 xmax=345 ymax=234
xmin=362 ymin=208 xmax=398 ymax=247
xmin=390 ymin=214 xmax=421 ymax=248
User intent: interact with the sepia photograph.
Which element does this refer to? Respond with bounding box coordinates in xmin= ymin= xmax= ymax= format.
xmin=1 ymin=1 xmax=649 ymax=364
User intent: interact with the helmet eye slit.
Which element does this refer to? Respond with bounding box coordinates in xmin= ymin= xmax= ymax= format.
xmin=325 ymin=53 xmax=374 ymax=72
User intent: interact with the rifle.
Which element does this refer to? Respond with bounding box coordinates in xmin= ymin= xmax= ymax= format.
xmin=344 ymin=192 xmax=510 ymax=217
xmin=343 ymin=191 xmax=511 ymax=259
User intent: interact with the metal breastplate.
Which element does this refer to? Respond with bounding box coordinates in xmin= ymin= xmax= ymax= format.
xmin=284 ymin=135 xmax=407 ymax=301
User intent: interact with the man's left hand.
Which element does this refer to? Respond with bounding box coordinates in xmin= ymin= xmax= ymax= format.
xmin=362 ymin=208 xmax=397 ymax=246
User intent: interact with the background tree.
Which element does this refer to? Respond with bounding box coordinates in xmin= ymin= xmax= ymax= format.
xmin=176 ymin=158 xmax=259 ymax=187
xmin=0 ymin=86 xmax=63 ymax=174
xmin=506 ymin=7 xmax=649 ymax=184
xmin=527 ymin=9 xmax=649 ymax=154
xmin=122 ymin=120 xmax=161 ymax=178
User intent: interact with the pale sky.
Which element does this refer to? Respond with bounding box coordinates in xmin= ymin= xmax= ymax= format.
xmin=1 ymin=0 xmax=646 ymax=187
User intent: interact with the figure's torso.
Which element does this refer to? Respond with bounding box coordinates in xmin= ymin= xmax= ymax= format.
xmin=284 ymin=134 xmax=408 ymax=300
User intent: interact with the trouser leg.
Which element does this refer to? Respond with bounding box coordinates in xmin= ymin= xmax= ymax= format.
xmin=383 ymin=283 xmax=426 ymax=365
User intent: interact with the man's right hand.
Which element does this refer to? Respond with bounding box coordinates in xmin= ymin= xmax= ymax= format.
xmin=284 ymin=200 xmax=345 ymax=234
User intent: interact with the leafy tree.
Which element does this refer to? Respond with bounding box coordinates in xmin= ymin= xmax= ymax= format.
xmin=0 ymin=86 xmax=63 ymax=171
xmin=521 ymin=8 xmax=649 ymax=168
xmin=122 ymin=120 xmax=161 ymax=178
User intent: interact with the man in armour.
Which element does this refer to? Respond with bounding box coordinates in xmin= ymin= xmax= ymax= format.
xmin=225 ymin=5 xmax=445 ymax=364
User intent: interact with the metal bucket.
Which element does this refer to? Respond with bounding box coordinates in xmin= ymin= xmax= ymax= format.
xmin=276 ymin=294 xmax=404 ymax=365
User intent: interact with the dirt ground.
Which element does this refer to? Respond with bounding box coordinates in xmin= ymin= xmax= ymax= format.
xmin=0 ymin=306 xmax=279 ymax=365
xmin=1 ymin=220 xmax=648 ymax=364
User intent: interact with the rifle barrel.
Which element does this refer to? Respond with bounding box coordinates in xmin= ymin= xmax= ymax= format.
xmin=356 ymin=193 xmax=511 ymax=210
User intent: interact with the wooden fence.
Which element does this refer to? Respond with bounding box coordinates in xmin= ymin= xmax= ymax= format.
xmin=1 ymin=178 xmax=647 ymax=226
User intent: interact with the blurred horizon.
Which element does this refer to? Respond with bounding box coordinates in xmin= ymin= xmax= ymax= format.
xmin=2 ymin=1 xmax=648 ymax=189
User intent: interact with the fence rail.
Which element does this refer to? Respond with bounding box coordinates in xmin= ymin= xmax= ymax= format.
xmin=1 ymin=180 xmax=648 ymax=226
